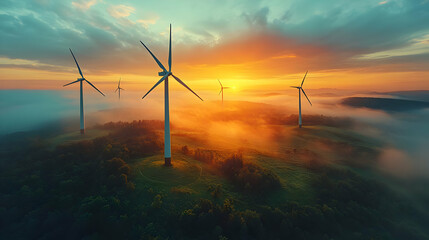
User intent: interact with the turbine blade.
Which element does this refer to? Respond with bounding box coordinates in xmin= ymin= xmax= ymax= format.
xmin=85 ymin=79 xmax=105 ymax=96
xmin=301 ymin=70 xmax=308 ymax=87
xmin=115 ymin=88 xmax=118 ymax=93
xmin=118 ymin=77 xmax=121 ymax=88
xmin=69 ymin=48 xmax=84 ymax=78
xmin=290 ymin=86 xmax=300 ymax=88
xmin=63 ymin=79 xmax=80 ymax=87
xmin=168 ymin=24 xmax=172 ymax=72
xmin=218 ymin=79 xmax=223 ymax=88
xmin=223 ymin=87 xmax=231 ymax=89
xmin=172 ymin=74 xmax=203 ymax=101
xmin=301 ymin=88 xmax=312 ymax=106
xmin=219 ymin=89 xmax=222 ymax=95
xmin=140 ymin=41 xmax=167 ymax=72
xmin=142 ymin=74 xmax=168 ymax=99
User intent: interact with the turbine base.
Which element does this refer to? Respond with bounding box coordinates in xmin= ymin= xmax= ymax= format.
xmin=164 ymin=157 xmax=172 ymax=167
xmin=80 ymin=129 xmax=85 ymax=134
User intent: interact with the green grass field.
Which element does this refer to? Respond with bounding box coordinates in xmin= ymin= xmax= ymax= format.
xmin=129 ymin=124 xmax=382 ymax=210
xmin=48 ymin=128 xmax=110 ymax=149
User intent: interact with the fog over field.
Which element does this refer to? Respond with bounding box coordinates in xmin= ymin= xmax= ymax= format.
xmin=2 ymin=88 xmax=428 ymax=178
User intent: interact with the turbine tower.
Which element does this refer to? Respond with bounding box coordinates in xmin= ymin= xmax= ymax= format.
xmin=140 ymin=24 xmax=203 ymax=166
xmin=290 ymin=71 xmax=312 ymax=128
xmin=115 ymin=77 xmax=125 ymax=99
xmin=64 ymin=48 xmax=105 ymax=134
xmin=218 ymin=79 xmax=230 ymax=105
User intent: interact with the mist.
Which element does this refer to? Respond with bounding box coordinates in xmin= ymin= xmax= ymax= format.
xmin=1 ymin=88 xmax=428 ymax=179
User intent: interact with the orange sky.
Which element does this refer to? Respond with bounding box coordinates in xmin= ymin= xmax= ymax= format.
xmin=1 ymin=1 xmax=429 ymax=93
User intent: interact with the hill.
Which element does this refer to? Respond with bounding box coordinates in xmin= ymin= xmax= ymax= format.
xmin=341 ymin=97 xmax=429 ymax=112
xmin=387 ymin=90 xmax=429 ymax=102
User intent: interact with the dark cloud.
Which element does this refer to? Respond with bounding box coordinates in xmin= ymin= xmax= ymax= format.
xmin=270 ymin=0 xmax=429 ymax=53
xmin=0 ymin=0 xmax=160 ymax=75
xmin=0 ymin=63 xmax=72 ymax=73
xmin=242 ymin=7 xmax=269 ymax=26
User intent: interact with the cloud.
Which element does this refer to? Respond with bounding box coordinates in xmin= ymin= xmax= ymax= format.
xmin=0 ymin=57 xmax=70 ymax=71
xmin=271 ymin=0 xmax=429 ymax=54
xmin=242 ymin=7 xmax=269 ymax=26
xmin=108 ymin=5 xmax=135 ymax=18
xmin=0 ymin=1 xmax=156 ymax=76
xmin=355 ymin=34 xmax=429 ymax=60
xmin=137 ymin=16 xmax=159 ymax=29
xmin=272 ymin=54 xmax=297 ymax=59
xmin=72 ymin=0 xmax=97 ymax=10
xmin=0 ymin=57 xmax=72 ymax=73
xmin=0 ymin=0 xmax=429 ymax=84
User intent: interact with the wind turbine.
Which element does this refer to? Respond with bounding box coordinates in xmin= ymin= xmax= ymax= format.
xmin=115 ymin=77 xmax=125 ymax=99
xmin=290 ymin=71 xmax=312 ymax=128
xmin=218 ymin=79 xmax=230 ymax=105
xmin=64 ymin=48 xmax=105 ymax=134
xmin=140 ymin=24 xmax=203 ymax=166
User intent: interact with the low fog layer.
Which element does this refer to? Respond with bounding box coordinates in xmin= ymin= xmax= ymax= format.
xmin=1 ymin=89 xmax=428 ymax=178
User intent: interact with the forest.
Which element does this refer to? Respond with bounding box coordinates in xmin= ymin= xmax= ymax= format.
xmin=0 ymin=120 xmax=428 ymax=239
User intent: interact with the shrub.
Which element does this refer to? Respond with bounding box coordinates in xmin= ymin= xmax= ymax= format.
xmin=221 ymin=153 xmax=243 ymax=178
xmin=208 ymin=184 xmax=223 ymax=199
xmin=151 ymin=194 xmax=162 ymax=209
xmin=220 ymin=154 xmax=280 ymax=194
xmin=194 ymin=148 xmax=217 ymax=163
xmin=181 ymin=145 xmax=190 ymax=155
xmin=235 ymin=163 xmax=281 ymax=193
xmin=105 ymin=158 xmax=128 ymax=175
xmin=171 ymin=187 xmax=192 ymax=196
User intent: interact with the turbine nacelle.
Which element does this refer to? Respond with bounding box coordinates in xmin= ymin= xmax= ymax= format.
xmin=158 ymin=71 xmax=169 ymax=76
xmin=291 ymin=71 xmax=312 ymax=106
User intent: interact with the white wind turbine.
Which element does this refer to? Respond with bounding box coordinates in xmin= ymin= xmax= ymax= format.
xmin=64 ymin=48 xmax=105 ymax=134
xmin=218 ymin=79 xmax=230 ymax=105
xmin=290 ymin=71 xmax=312 ymax=128
xmin=140 ymin=24 xmax=203 ymax=166
xmin=115 ymin=77 xmax=125 ymax=99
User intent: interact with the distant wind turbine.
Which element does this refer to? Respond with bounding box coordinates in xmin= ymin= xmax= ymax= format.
xmin=140 ymin=24 xmax=203 ymax=166
xmin=64 ymin=48 xmax=105 ymax=134
xmin=218 ymin=79 xmax=230 ymax=105
xmin=115 ymin=77 xmax=125 ymax=99
xmin=290 ymin=71 xmax=312 ymax=128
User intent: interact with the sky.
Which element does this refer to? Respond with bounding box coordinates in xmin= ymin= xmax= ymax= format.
xmin=0 ymin=0 xmax=429 ymax=92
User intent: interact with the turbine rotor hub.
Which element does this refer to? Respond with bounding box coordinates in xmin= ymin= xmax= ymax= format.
xmin=158 ymin=71 xmax=172 ymax=76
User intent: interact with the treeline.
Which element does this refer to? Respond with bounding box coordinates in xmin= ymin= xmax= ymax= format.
xmin=182 ymin=147 xmax=281 ymax=194
xmin=220 ymin=153 xmax=281 ymax=194
xmin=268 ymin=114 xmax=354 ymax=128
